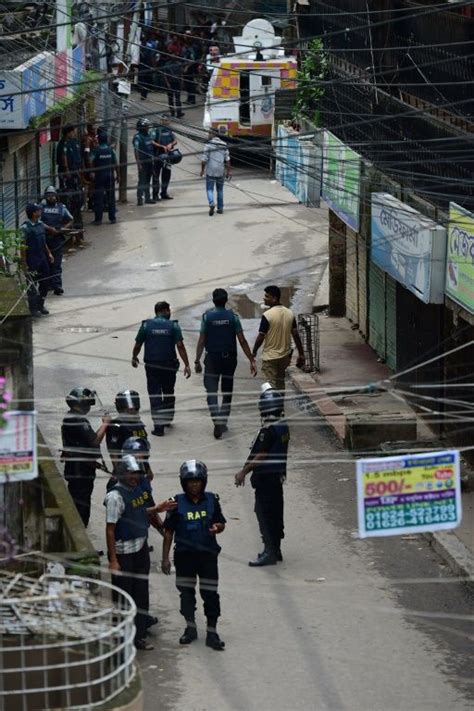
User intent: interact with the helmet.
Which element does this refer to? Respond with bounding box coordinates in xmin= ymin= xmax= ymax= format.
xmin=165 ymin=148 xmax=182 ymax=165
xmin=179 ymin=459 xmax=208 ymax=490
xmin=121 ymin=436 xmax=150 ymax=456
xmin=115 ymin=389 xmax=140 ymax=413
xmin=258 ymin=387 xmax=284 ymax=419
xmin=116 ymin=454 xmax=143 ymax=480
xmin=44 ymin=185 xmax=57 ymax=195
xmin=66 ymin=387 xmax=96 ymax=413
xmin=25 ymin=202 xmax=42 ymax=218
xmin=136 ymin=117 xmax=150 ymax=132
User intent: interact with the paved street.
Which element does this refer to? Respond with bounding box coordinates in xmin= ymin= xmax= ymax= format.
xmin=33 ymin=113 xmax=472 ymax=711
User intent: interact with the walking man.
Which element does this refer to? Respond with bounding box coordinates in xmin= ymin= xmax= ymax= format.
xmin=21 ymin=203 xmax=53 ymax=317
xmin=40 ymin=186 xmax=73 ymax=296
xmin=131 ymin=301 xmax=191 ymax=436
xmin=195 ymin=288 xmax=257 ymax=439
xmin=200 ymin=129 xmax=231 ymax=216
xmin=91 ymin=127 xmax=119 ymax=225
xmin=133 ymin=118 xmax=156 ymax=206
xmin=252 ymin=285 xmax=305 ymax=392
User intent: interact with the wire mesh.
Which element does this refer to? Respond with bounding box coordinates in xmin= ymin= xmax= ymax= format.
xmin=0 ymin=571 xmax=137 ymax=710
xmin=297 ymin=312 xmax=320 ymax=372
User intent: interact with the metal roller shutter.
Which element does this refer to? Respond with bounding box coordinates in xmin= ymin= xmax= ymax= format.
xmin=26 ymin=140 xmax=39 ymax=203
xmin=39 ymin=142 xmax=52 ymax=194
xmin=15 ymin=150 xmax=27 ymax=224
xmin=345 ymin=226 xmax=358 ymax=325
xmin=1 ymin=156 xmax=17 ymax=229
xmin=369 ymin=262 xmax=386 ymax=359
xmin=385 ymin=275 xmax=397 ymax=371
xmin=358 ymin=235 xmax=368 ymax=338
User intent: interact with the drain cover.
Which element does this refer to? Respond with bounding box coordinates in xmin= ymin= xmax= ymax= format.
xmin=60 ymin=326 xmax=104 ymax=333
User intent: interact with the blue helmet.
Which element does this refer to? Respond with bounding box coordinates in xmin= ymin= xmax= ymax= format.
xmin=258 ymin=387 xmax=284 ymax=419
xmin=179 ymin=459 xmax=208 ymax=490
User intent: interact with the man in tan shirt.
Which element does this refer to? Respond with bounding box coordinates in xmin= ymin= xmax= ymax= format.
xmin=252 ymin=285 xmax=305 ymax=392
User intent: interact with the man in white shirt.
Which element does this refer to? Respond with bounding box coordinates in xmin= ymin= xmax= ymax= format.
xmin=200 ymin=129 xmax=231 ymax=216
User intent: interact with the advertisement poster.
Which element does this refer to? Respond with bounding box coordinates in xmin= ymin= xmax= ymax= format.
xmin=0 ymin=411 xmax=37 ymax=483
xmin=356 ymin=450 xmax=461 ymax=538
xmin=371 ymin=193 xmax=446 ymax=304
xmin=445 ymin=202 xmax=474 ymax=314
xmin=322 ymin=131 xmax=360 ymax=230
xmin=283 ymin=133 xmax=299 ymax=196
xmin=0 ymin=74 xmax=24 ymax=128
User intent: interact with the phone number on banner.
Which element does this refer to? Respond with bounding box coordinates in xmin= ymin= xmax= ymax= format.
xmin=365 ymin=501 xmax=457 ymax=531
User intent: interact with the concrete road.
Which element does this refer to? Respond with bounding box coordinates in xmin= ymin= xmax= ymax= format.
xmin=33 ymin=108 xmax=472 ymax=711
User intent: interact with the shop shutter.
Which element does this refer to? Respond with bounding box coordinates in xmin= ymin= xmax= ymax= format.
xmin=358 ymin=235 xmax=368 ymax=338
xmin=15 ymin=149 xmax=28 ymax=222
xmin=369 ymin=261 xmax=386 ymax=359
xmin=39 ymin=142 xmax=52 ymax=194
xmin=1 ymin=156 xmax=17 ymax=229
xmin=385 ymin=275 xmax=397 ymax=371
xmin=26 ymin=140 xmax=39 ymax=203
xmin=345 ymin=226 xmax=358 ymax=325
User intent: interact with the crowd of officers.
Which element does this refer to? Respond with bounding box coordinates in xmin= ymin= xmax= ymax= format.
xmin=61 ymin=285 xmax=305 ymax=652
xmin=20 ymin=124 xmax=119 ymax=316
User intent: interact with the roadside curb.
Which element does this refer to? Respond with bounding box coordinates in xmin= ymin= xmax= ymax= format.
xmin=288 ymin=367 xmax=474 ymax=590
xmin=423 ymin=531 xmax=474 ymax=590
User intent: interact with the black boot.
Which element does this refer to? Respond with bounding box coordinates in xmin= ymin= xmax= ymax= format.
xmin=249 ymin=551 xmax=277 ymax=567
xmin=258 ymin=548 xmax=283 ymax=562
xmin=206 ymin=631 xmax=225 ymax=650
xmin=179 ymin=624 xmax=197 ymax=645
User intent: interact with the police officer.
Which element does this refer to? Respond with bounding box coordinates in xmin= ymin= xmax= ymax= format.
xmin=234 ymin=385 xmax=289 ymax=566
xmin=133 ymin=118 xmax=156 ymax=206
xmin=106 ymin=435 xmax=153 ymax=493
xmin=162 ymin=460 xmax=226 ymax=650
xmin=41 ymin=186 xmax=73 ymax=295
xmin=132 ymin=301 xmax=191 ymax=436
xmin=91 ymin=127 xmax=119 ymax=225
xmin=21 ymin=203 xmax=54 ymax=317
xmin=57 ymin=125 xmax=84 ymax=231
xmin=61 ymin=387 xmax=110 ymax=526
xmin=151 ymin=115 xmax=177 ymax=201
xmin=106 ymin=390 xmax=148 ymax=470
xmin=195 ymin=288 xmax=257 ymax=439
xmin=105 ymin=454 xmax=176 ymax=651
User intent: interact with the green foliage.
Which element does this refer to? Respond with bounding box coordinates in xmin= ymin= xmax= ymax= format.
xmin=0 ymin=222 xmax=23 ymax=273
xmin=29 ymin=70 xmax=102 ymax=128
xmin=294 ymin=39 xmax=327 ymax=126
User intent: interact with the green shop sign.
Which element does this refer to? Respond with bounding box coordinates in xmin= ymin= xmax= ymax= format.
xmin=322 ymin=131 xmax=361 ymax=230
xmin=445 ymin=202 xmax=474 ymax=314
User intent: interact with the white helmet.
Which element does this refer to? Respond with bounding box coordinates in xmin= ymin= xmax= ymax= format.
xmin=45 ymin=185 xmax=58 ymax=195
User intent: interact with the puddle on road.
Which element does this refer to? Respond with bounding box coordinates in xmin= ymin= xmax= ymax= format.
xmin=229 ymin=284 xmax=297 ymax=318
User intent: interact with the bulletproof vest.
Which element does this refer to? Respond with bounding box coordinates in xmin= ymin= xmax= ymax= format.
xmin=21 ymin=220 xmax=48 ymax=270
xmin=174 ymin=492 xmax=220 ymax=554
xmin=41 ymin=203 xmax=64 ymax=228
xmin=153 ymin=127 xmax=174 ymax=154
xmin=65 ymin=138 xmax=82 ymax=170
xmin=135 ymin=132 xmax=155 ymax=158
xmin=255 ymin=422 xmax=290 ymax=479
xmin=112 ymin=482 xmax=152 ymax=541
xmin=204 ymin=308 xmax=237 ymax=354
xmin=93 ymin=145 xmax=114 ymax=181
xmin=143 ymin=317 xmax=176 ymax=362
xmin=61 ymin=413 xmax=100 ymax=461
xmin=107 ymin=416 xmax=148 ymax=457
